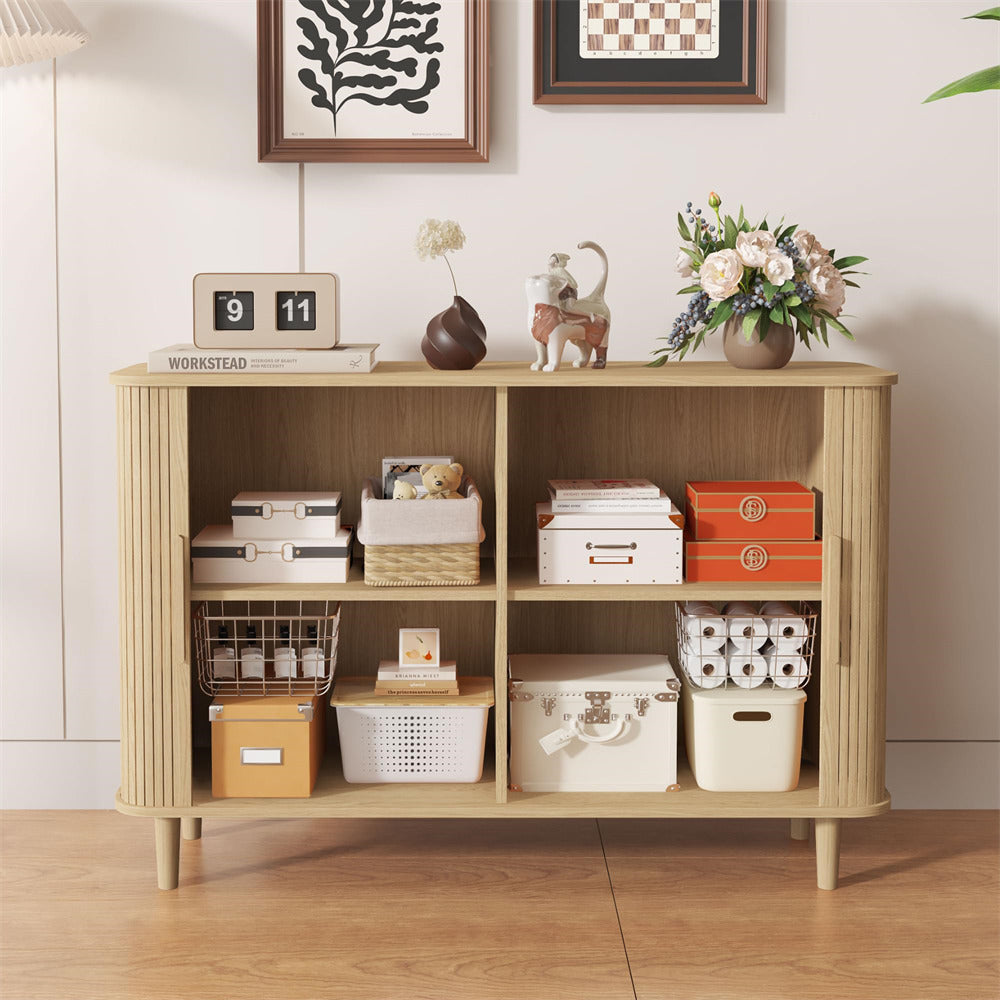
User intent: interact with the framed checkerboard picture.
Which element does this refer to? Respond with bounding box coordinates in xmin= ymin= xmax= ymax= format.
xmin=534 ymin=0 xmax=766 ymax=104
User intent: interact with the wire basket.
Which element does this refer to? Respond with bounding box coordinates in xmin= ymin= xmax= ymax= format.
xmin=194 ymin=600 xmax=340 ymax=697
xmin=674 ymin=600 xmax=817 ymax=691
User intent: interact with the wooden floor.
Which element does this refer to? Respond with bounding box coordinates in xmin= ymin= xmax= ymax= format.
xmin=2 ymin=811 xmax=997 ymax=1000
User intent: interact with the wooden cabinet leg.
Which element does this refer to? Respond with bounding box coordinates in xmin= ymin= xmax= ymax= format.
xmin=790 ymin=818 xmax=810 ymax=841
xmin=181 ymin=818 xmax=202 ymax=841
xmin=815 ymin=818 xmax=841 ymax=890
xmin=154 ymin=818 xmax=181 ymax=890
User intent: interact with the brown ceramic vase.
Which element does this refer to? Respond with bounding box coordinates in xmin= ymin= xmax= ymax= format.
xmin=421 ymin=296 xmax=487 ymax=370
xmin=722 ymin=316 xmax=795 ymax=370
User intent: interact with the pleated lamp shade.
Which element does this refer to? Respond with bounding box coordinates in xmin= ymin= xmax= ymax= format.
xmin=0 ymin=0 xmax=88 ymax=67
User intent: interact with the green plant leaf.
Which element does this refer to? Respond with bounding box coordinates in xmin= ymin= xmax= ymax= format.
xmin=833 ymin=255 xmax=868 ymax=269
xmin=819 ymin=315 xmax=830 ymax=346
xmin=677 ymin=284 xmax=702 ymax=294
xmin=706 ymin=298 xmax=734 ymax=330
xmin=780 ymin=280 xmax=796 ymax=293
xmin=924 ymin=64 xmax=1000 ymax=103
xmin=680 ymin=246 xmax=704 ymax=265
xmin=742 ymin=309 xmax=762 ymax=341
xmin=965 ymin=6 xmax=1000 ymax=19
xmin=737 ymin=205 xmax=745 ymax=229
xmin=769 ymin=304 xmax=784 ymax=323
xmin=762 ymin=281 xmax=778 ymax=299
xmin=789 ymin=304 xmax=814 ymax=330
xmin=723 ymin=215 xmax=738 ymax=249
xmin=647 ymin=354 xmax=669 ymax=367
xmin=785 ymin=294 xmax=802 ymax=308
xmin=820 ymin=310 xmax=856 ymax=340
xmin=844 ymin=279 xmax=861 ymax=288
xmin=677 ymin=212 xmax=692 ymax=241
xmin=759 ymin=311 xmax=771 ymax=339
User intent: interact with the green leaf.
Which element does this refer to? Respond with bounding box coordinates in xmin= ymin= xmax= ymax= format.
xmin=677 ymin=284 xmax=702 ymax=294
xmin=723 ymin=215 xmax=738 ymax=249
xmin=819 ymin=310 xmax=856 ymax=340
xmin=784 ymin=294 xmax=802 ymax=308
xmin=819 ymin=315 xmax=830 ymax=346
xmin=833 ymin=255 xmax=868 ymax=269
xmin=742 ymin=308 xmax=762 ymax=341
xmin=762 ymin=281 xmax=778 ymax=299
xmin=965 ymin=6 xmax=1000 ymax=19
xmin=758 ymin=311 xmax=771 ymax=339
xmin=680 ymin=246 xmax=704 ymax=265
xmin=844 ymin=279 xmax=861 ymax=288
xmin=769 ymin=304 xmax=785 ymax=323
xmin=924 ymin=64 xmax=1000 ymax=103
xmin=647 ymin=354 xmax=669 ymax=367
xmin=677 ymin=213 xmax=692 ymax=242
xmin=780 ymin=280 xmax=796 ymax=293
xmin=737 ymin=205 xmax=745 ymax=229
xmin=789 ymin=304 xmax=814 ymax=331
xmin=706 ymin=298 xmax=734 ymax=330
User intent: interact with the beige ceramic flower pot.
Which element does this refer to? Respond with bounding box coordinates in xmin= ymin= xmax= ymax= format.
xmin=722 ymin=316 xmax=795 ymax=370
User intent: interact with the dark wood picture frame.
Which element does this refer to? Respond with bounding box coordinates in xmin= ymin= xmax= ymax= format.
xmin=534 ymin=0 xmax=766 ymax=105
xmin=258 ymin=0 xmax=489 ymax=162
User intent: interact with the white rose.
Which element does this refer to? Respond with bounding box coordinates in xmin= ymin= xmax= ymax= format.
xmin=793 ymin=230 xmax=826 ymax=259
xmin=763 ymin=250 xmax=794 ymax=285
xmin=735 ymin=229 xmax=776 ymax=268
xmin=675 ymin=249 xmax=695 ymax=279
xmin=802 ymin=249 xmax=829 ymax=273
xmin=808 ymin=260 xmax=846 ymax=317
xmin=700 ymin=249 xmax=743 ymax=301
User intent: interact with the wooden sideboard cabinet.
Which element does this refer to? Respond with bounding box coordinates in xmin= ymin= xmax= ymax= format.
xmin=110 ymin=361 xmax=896 ymax=891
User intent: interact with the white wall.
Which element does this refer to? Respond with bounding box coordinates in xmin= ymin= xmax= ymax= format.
xmin=2 ymin=0 xmax=997 ymax=808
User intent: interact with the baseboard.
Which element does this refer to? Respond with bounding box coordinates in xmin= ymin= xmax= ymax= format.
xmin=0 ymin=741 xmax=120 ymax=809
xmin=2 ymin=739 xmax=998 ymax=809
xmin=886 ymin=741 xmax=1000 ymax=809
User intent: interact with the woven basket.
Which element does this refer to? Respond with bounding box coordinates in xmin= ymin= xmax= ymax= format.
xmin=364 ymin=542 xmax=480 ymax=587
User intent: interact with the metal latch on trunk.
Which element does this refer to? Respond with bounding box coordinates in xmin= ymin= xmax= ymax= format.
xmin=541 ymin=696 xmax=556 ymax=716
xmin=508 ymin=679 xmax=534 ymax=702
xmin=584 ymin=690 xmax=612 ymax=724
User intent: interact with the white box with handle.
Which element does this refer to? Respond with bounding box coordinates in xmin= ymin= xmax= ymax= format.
xmin=508 ymin=654 xmax=680 ymax=792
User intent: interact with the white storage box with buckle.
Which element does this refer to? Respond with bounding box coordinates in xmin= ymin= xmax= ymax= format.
xmin=508 ymin=654 xmax=680 ymax=792
xmin=682 ymin=682 xmax=806 ymax=792
xmin=536 ymin=504 xmax=684 ymax=585
xmin=231 ymin=491 xmax=342 ymax=539
xmin=192 ymin=524 xmax=354 ymax=584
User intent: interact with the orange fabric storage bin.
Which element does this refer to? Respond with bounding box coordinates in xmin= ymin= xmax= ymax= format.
xmin=685 ymin=537 xmax=823 ymax=582
xmin=686 ymin=481 xmax=815 ymax=541
xmin=210 ymin=695 xmax=324 ymax=798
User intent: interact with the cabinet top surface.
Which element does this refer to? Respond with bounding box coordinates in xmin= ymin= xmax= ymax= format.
xmin=110 ymin=360 xmax=897 ymax=388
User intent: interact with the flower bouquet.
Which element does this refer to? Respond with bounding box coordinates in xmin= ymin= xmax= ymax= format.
xmin=650 ymin=193 xmax=868 ymax=368
xmin=416 ymin=218 xmax=487 ymax=370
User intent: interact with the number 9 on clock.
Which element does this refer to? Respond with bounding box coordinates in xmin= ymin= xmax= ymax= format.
xmin=214 ymin=291 xmax=254 ymax=331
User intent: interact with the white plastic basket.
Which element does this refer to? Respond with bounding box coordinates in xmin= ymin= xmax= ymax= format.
xmin=335 ymin=705 xmax=489 ymax=783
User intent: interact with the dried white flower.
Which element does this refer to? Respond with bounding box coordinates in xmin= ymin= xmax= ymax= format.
xmin=415 ymin=219 xmax=466 ymax=261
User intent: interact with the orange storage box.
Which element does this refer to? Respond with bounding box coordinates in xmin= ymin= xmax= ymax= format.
xmin=686 ymin=481 xmax=815 ymax=541
xmin=685 ymin=537 xmax=823 ymax=583
xmin=210 ymin=694 xmax=324 ymax=798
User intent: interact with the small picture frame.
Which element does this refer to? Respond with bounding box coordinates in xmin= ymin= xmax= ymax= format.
xmin=398 ymin=628 xmax=441 ymax=669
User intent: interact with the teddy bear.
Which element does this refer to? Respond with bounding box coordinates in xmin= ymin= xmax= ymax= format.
xmin=392 ymin=480 xmax=418 ymax=500
xmin=419 ymin=462 xmax=464 ymax=500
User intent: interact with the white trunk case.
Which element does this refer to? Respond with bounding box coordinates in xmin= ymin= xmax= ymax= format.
xmin=509 ymin=654 xmax=679 ymax=792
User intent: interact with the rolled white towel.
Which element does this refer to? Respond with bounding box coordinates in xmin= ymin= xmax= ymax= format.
xmin=722 ymin=601 xmax=768 ymax=653
xmin=764 ymin=646 xmax=810 ymax=689
xmin=761 ymin=600 xmax=809 ymax=652
xmin=682 ymin=650 xmax=727 ymax=689
xmin=680 ymin=602 xmax=727 ymax=651
xmin=726 ymin=644 xmax=768 ymax=689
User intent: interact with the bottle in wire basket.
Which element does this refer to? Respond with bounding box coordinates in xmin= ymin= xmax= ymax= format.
xmin=240 ymin=625 xmax=265 ymax=680
xmin=212 ymin=625 xmax=236 ymax=679
xmin=274 ymin=624 xmax=297 ymax=679
xmin=301 ymin=625 xmax=325 ymax=679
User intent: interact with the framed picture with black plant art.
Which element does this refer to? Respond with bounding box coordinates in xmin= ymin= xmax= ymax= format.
xmin=534 ymin=0 xmax=766 ymax=104
xmin=258 ymin=0 xmax=488 ymax=162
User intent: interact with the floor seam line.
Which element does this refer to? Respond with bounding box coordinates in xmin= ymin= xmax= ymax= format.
xmin=596 ymin=818 xmax=638 ymax=1000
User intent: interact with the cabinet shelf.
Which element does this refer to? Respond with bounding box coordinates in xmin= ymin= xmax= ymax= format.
xmin=190 ymin=560 xmax=498 ymax=602
xmin=506 ymin=558 xmax=822 ymax=602
xmin=114 ymin=758 xmax=887 ymax=821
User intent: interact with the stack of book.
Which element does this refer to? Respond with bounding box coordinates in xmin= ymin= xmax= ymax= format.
xmin=374 ymin=659 xmax=459 ymax=696
xmin=547 ymin=478 xmax=674 ymax=513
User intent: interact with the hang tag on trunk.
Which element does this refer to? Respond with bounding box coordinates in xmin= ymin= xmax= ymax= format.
xmin=539 ymin=728 xmax=576 ymax=756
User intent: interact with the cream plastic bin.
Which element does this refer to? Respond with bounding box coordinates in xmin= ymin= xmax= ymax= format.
xmin=682 ymin=682 xmax=806 ymax=792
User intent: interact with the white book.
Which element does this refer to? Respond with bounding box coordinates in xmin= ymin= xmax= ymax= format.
xmin=148 ymin=343 xmax=378 ymax=374
xmin=377 ymin=659 xmax=457 ymax=681
xmin=548 ymin=489 xmax=676 ymax=513
xmin=548 ymin=478 xmax=661 ymax=499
